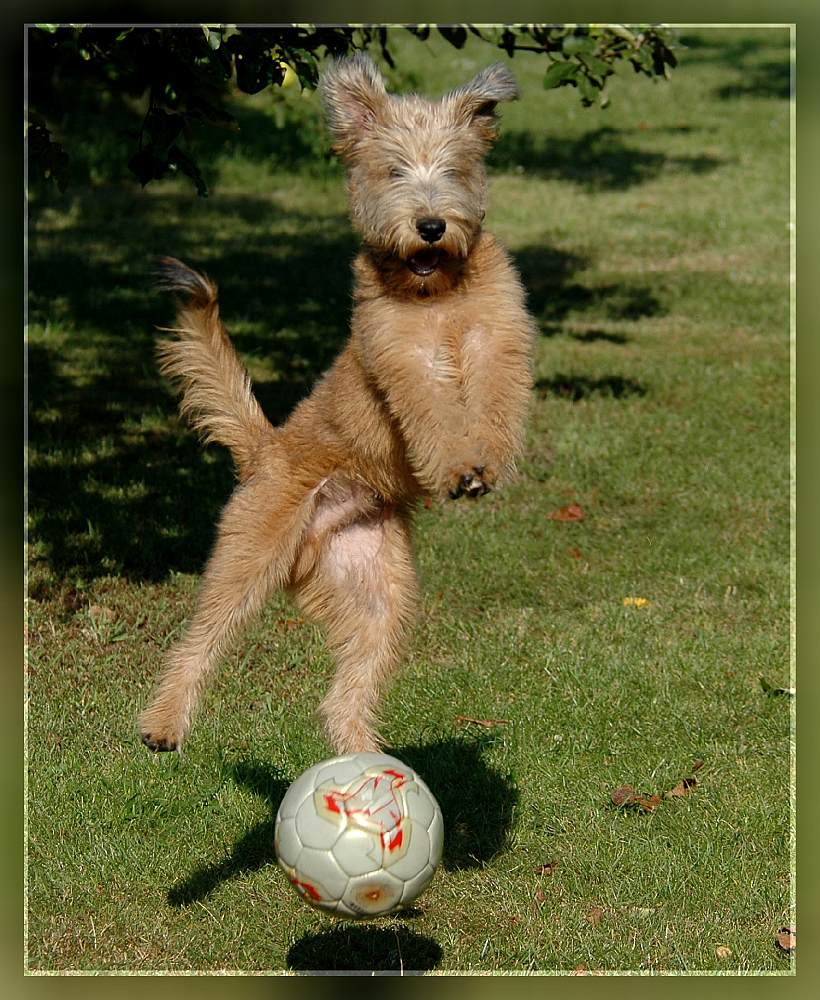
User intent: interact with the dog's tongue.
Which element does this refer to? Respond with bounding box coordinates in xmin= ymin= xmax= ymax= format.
xmin=408 ymin=249 xmax=444 ymax=276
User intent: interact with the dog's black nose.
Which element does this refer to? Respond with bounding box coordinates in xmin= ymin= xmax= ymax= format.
xmin=416 ymin=217 xmax=446 ymax=244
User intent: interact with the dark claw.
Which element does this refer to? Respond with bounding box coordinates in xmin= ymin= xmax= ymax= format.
xmin=142 ymin=733 xmax=178 ymax=752
xmin=450 ymin=469 xmax=490 ymax=500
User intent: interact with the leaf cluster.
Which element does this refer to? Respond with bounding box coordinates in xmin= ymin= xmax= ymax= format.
xmin=27 ymin=23 xmax=677 ymax=196
xmin=493 ymin=23 xmax=677 ymax=107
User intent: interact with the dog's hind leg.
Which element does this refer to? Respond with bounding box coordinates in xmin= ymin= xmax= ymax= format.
xmin=139 ymin=470 xmax=317 ymax=752
xmin=293 ymin=507 xmax=419 ymax=754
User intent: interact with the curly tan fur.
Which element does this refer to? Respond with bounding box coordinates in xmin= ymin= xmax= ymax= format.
xmin=138 ymin=55 xmax=536 ymax=755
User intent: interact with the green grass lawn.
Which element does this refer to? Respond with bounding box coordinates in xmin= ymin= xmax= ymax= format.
xmin=25 ymin=26 xmax=793 ymax=973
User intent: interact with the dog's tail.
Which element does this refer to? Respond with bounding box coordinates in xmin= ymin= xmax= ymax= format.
xmin=155 ymin=258 xmax=274 ymax=479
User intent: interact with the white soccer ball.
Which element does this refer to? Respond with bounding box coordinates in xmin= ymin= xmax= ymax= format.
xmin=275 ymin=752 xmax=444 ymax=918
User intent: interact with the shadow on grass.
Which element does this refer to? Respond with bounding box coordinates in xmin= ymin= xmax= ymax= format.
xmin=389 ymin=736 xmax=518 ymax=870
xmin=490 ymin=126 xmax=724 ymax=191
xmin=677 ymin=30 xmax=791 ymax=101
xmin=27 ymin=187 xmax=355 ymax=586
xmin=512 ymin=245 xmax=666 ymax=338
xmin=677 ymin=32 xmax=771 ymax=60
xmin=570 ymin=330 xmax=629 ymax=345
xmin=715 ymin=61 xmax=791 ymax=100
xmin=167 ymin=736 xmax=516 ymax=909
xmin=167 ymin=759 xmax=290 ymax=907
xmin=535 ymin=374 xmax=647 ymax=402
xmin=287 ymin=924 xmax=443 ymax=974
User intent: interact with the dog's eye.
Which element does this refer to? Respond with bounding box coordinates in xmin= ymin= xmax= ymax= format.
xmin=388 ymin=166 xmax=404 ymax=180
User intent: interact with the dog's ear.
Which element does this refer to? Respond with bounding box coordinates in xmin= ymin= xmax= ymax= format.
xmin=446 ymin=63 xmax=519 ymax=142
xmin=320 ymin=53 xmax=389 ymax=157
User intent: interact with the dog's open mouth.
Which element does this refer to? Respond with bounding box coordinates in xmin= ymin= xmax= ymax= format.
xmin=407 ymin=249 xmax=447 ymax=276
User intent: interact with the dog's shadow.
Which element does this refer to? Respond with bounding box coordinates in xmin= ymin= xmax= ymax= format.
xmin=167 ymin=736 xmax=517 ymax=907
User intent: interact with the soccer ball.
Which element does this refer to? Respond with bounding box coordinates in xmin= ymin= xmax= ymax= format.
xmin=275 ymin=752 xmax=444 ymax=918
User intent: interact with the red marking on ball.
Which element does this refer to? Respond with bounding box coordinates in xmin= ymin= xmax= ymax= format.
xmin=383 ymin=827 xmax=404 ymax=852
xmin=292 ymin=878 xmax=321 ymax=901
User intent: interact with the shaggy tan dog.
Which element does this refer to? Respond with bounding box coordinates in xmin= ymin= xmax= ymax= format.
xmin=139 ymin=54 xmax=536 ymax=755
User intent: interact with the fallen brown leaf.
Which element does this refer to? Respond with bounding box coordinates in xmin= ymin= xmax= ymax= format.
xmin=535 ymin=861 xmax=557 ymax=876
xmin=776 ymin=926 xmax=796 ymax=953
xmin=548 ymin=503 xmax=585 ymax=522
xmin=636 ymin=794 xmax=662 ymax=811
xmin=568 ymin=547 xmax=583 ymax=560
xmin=610 ymin=785 xmax=637 ymax=806
xmin=610 ymin=785 xmax=661 ymax=811
xmin=534 ymin=888 xmax=547 ymax=905
xmin=715 ymin=945 xmax=733 ymax=960
xmin=692 ymin=759 xmax=705 ymax=772
xmin=665 ymin=777 xmax=698 ymax=799
xmin=586 ymin=906 xmax=604 ymax=927
xmin=454 ymin=715 xmax=510 ymax=728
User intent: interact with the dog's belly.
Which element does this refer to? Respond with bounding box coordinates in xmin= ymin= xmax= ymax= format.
xmin=290 ymin=475 xmax=389 ymax=584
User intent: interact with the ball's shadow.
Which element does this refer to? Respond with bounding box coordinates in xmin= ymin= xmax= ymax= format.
xmin=287 ymin=924 xmax=443 ymax=974
xmin=166 ymin=759 xmax=290 ymax=907
xmin=167 ymin=736 xmax=515 ymax=975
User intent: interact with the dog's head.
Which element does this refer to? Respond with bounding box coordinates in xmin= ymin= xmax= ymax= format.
xmin=320 ymin=54 xmax=519 ymax=292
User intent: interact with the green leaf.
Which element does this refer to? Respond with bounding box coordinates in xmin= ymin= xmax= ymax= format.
xmin=562 ymin=34 xmax=595 ymax=56
xmin=582 ymin=55 xmax=611 ymax=81
xmin=542 ymin=61 xmax=579 ymax=90
xmin=577 ymin=72 xmax=598 ymax=105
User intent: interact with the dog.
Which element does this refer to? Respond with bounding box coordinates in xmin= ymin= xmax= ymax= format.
xmin=139 ymin=53 xmax=536 ymax=756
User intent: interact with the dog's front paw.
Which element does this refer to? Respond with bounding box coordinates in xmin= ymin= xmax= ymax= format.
xmin=141 ymin=730 xmax=180 ymax=753
xmin=445 ymin=464 xmax=496 ymax=500
xmin=138 ymin=709 xmax=186 ymax=753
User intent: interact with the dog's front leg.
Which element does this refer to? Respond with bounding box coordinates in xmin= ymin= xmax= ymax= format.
xmin=457 ymin=316 xmax=535 ymax=491
xmin=361 ymin=340 xmax=487 ymax=499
